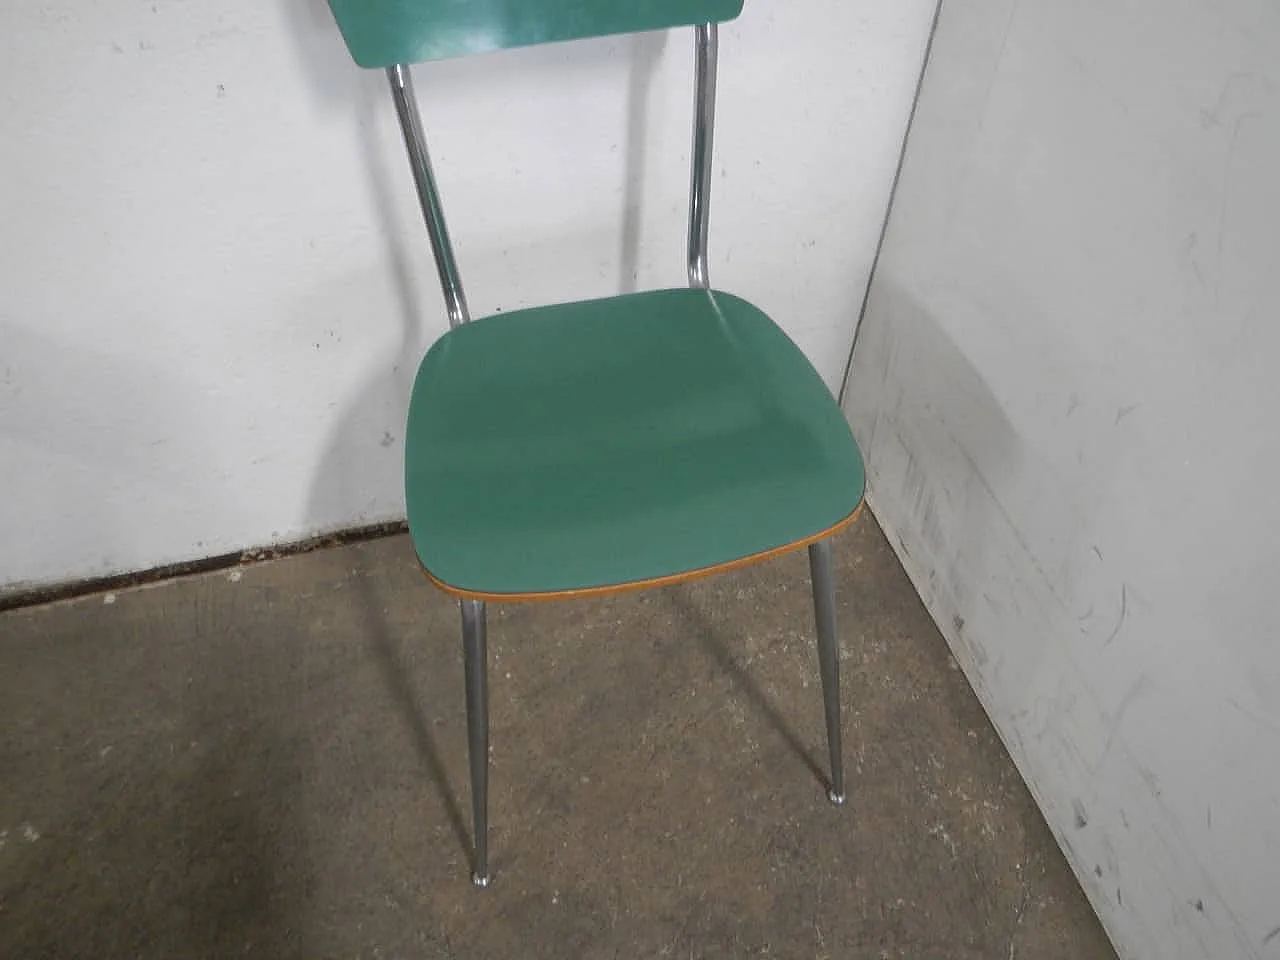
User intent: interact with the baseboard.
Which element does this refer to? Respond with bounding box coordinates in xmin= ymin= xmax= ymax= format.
xmin=0 ymin=520 xmax=409 ymax=615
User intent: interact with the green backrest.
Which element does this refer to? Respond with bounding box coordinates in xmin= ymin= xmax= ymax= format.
xmin=327 ymin=0 xmax=744 ymax=68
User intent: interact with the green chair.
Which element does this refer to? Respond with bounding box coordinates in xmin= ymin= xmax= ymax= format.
xmin=326 ymin=0 xmax=866 ymax=886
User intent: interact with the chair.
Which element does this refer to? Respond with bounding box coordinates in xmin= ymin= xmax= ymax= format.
xmin=325 ymin=0 xmax=867 ymax=887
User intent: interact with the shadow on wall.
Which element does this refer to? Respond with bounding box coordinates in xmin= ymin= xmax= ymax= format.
xmin=278 ymin=0 xmax=423 ymax=533
xmin=0 ymin=321 xmax=239 ymax=589
xmin=279 ymin=0 xmax=667 ymax=532
xmin=845 ymin=273 xmax=1131 ymax=815
xmin=278 ymin=0 xmax=666 ymax=848
xmin=845 ymin=276 xmax=1030 ymax=689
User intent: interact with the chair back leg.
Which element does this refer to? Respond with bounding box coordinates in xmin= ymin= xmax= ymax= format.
xmin=808 ymin=540 xmax=846 ymax=805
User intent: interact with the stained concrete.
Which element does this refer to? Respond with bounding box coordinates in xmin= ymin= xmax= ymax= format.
xmin=0 ymin=512 xmax=1115 ymax=959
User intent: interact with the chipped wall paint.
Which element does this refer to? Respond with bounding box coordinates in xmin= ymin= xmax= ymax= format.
xmin=845 ymin=0 xmax=1280 ymax=957
xmin=0 ymin=0 xmax=936 ymax=592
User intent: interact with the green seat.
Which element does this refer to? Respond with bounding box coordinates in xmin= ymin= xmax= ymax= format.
xmin=406 ymin=288 xmax=864 ymax=597
xmin=325 ymin=0 xmax=865 ymax=889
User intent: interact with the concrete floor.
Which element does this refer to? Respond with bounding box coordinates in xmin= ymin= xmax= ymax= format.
xmin=0 ymin=512 xmax=1115 ymax=959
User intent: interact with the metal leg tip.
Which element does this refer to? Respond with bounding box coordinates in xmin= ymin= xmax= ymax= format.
xmin=471 ymin=871 xmax=491 ymax=888
xmin=827 ymin=787 xmax=847 ymax=806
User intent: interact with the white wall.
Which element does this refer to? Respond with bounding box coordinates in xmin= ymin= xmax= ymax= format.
xmin=0 ymin=0 xmax=936 ymax=593
xmin=846 ymin=0 xmax=1280 ymax=957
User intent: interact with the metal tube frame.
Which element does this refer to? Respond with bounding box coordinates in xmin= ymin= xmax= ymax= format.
xmin=460 ymin=599 xmax=490 ymax=886
xmin=387 ymin=63 xmax=470 ymax=328
xmin=809 ymin=539 xmax=846 ymax=805
xmin=386 ymin=23 xmax=815 ymax=892
xmin=687 ymin=23 xmax=718 ymax=289
xmin=388 ymin=24 xmax=718 ymax=319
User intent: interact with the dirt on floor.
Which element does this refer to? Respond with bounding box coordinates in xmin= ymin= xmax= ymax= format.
xmin=0 ymin=512 xmax=1115 ymax=959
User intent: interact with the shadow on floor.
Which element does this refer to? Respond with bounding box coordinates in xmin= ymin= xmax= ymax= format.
xmin=0 ymin=512 xmax=1116 ymax=959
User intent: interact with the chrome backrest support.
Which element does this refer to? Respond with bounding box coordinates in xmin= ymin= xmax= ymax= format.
xmin=687 ymin=23 xmax=718 ymax=289
xmin=387 ymin=24 xmax=721 ymax=326
xmin=387 ymin=63 xmax=470 ymax=328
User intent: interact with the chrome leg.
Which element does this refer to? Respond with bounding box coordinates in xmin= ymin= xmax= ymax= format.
xmin=461 ymin=599 xmax=491 ymax=886
xmin=808 ymin=540 xmax=846 ymax=805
